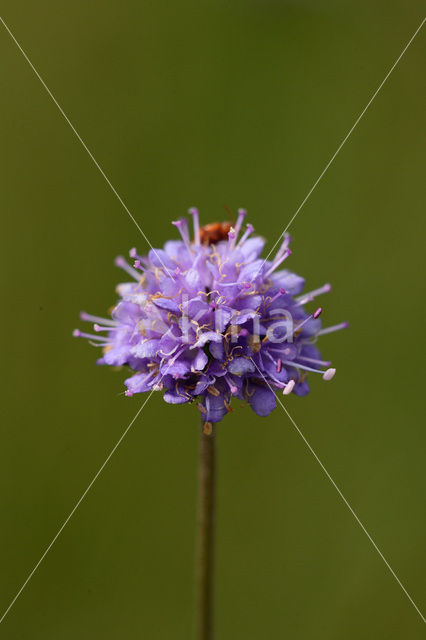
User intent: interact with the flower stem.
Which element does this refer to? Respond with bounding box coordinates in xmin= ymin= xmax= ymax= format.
xmin=196 ymin=418 xmax=216 ymax=640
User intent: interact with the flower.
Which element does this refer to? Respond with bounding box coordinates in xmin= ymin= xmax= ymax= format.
xmin=74 ymin=209 xmax=347 ymax=424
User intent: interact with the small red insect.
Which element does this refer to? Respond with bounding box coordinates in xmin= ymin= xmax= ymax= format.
xmin=199 ymin=221 xmax=233 ymax=245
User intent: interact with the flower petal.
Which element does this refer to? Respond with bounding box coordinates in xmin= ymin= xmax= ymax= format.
xmin=191 ymin=331 xmax=223 ymax=349
xmin=125 ymin=371 xmax=157 ymax=394
xmin=248 ymin=384 xmax=276 ymax=417
xmin=131 ymin=339 xmax=160 ymax=359
xmin=270 ymin=270 xmax=305 ymax=295
xmin=204 ymin=392 xmax=228 ymax=423
xmin=227 ymin=357 xmax=255 ymax=375
xmin=192 ymin=349 xmax=208 ymax=371
xmin=163 ymin=387 xmax=191 ymax=404
xmin=148 ymin=248 xmax=175 ymax=270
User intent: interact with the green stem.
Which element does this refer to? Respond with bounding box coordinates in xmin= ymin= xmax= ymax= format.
xmin=196 ymin=419 xmax=216 ymax=640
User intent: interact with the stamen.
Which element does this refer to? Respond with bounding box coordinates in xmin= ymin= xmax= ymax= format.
xmin=224 ymin=399 xmax=233 ymax=412
xmin=207 ymin=385 xmax=220 ymax=397
xmin=133 ymin=260 xmax=145 ymax=271
xmin=294 ymin=307 xmax=322 ymax=331
xmin=274 ymin=233 xmax=291 ymax=264
xmin=296 ymin=283 xmax=331 ymax=305
xmin=114 ymin=256 xmax=141 ymax=281
xmin=80 ymin=312 xmax=117 ymax=326
xmin=232 ymin=208 xmax=247 ymax=247
xmin=73 ymin=329 xmax=108 ymax=342
xmin=263 ymin=353 xmax=288 ymax=386
xmin=224 ymin=375 xmax=238 ymax=395
xmin=172 ymin=218 xmax=191 ymax=250
xmin=268 ymin=288 xmax=286 ymax=305
xmin=218 ymin=281 xmax=242 ymax=288
xmin=129 ymin=247 xmax=144 ymax=261
xmin=283 ymin=379 xmax=295 ymax=395
xmin=172 ymin=267 xmax=189 ymax=291
xmin=237 ymin=223 xmax=254 ymax=247
xmin=129 ymin=248 xmax=149 ymax=268
xmin=188 ymin=207 xmax=200 ymax=246
xmin=226 ymin=227 xmax=236 ymax=255
xmin=297 ymin=355 xmax=331 ymax=367
xmin=318 ymin=322 xmax=349 ymax=336
xmin=264 ymin=249 xmax=291 ymax=277
xmin=93 ymin=323 xmax=119 ymax=332
xmin=322 ymin=367 xmax=336 ymax=381
xmin=281 ymin=360 xmax=326 ymax=375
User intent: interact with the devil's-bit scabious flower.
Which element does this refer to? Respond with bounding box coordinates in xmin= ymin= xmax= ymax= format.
xmin=74 ymin=209 xmax=347 ymax=424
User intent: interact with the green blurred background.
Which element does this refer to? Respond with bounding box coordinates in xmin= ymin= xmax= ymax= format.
xmin=1 ymin=1 xmax=425 ymax=638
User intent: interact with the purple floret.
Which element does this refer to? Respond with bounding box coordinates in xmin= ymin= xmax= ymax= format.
xmin=75 ymin=209 xmax=346 ymax=425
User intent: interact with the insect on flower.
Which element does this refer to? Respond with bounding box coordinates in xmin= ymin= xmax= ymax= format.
xmin=199 ymin=221 xmax=232 ymax=245
xmin=74 ymin=208 xmax=347 ymax=423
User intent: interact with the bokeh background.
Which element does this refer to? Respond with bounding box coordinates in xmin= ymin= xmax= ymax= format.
xmin=1 ymin=1 xmax=425 ymax=638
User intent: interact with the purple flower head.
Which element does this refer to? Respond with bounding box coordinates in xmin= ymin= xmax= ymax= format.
xmin=74 ymin=209 xmax=347 ymax=425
